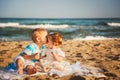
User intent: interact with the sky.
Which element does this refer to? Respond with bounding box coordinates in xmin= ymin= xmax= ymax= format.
xmin=0 ymin=0 xmax=120 ymax=18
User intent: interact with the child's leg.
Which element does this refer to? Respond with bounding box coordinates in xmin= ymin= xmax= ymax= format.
xmin=16 ymin=58 xmax=23 ymax=74
xmin=25 ymin=65 xmax=37 ymax=75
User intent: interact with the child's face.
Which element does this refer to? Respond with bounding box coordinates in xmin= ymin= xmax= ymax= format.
xmin=37 ymin=32 xmax=47 ymax=44
xmin=47 ymin=37 xmax=54 ymax=48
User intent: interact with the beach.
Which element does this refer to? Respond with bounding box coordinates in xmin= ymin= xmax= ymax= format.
xmin=0 ymin=38 xmax=120 ymax=80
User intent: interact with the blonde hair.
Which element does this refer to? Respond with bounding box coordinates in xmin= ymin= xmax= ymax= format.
xmin=47 ymin=32 xmax=62 ymax=46
xmin=31 ymin=28 xmax=47 ymax=42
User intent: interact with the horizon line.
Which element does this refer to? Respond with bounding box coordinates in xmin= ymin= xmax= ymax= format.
xmin=0 ymin=17 xmax=120 ymax=19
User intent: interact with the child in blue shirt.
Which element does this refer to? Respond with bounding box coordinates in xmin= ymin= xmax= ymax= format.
xmin=14 ymin=28 xmax=47 ymax=75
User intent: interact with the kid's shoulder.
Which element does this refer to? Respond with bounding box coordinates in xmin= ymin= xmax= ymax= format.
xmin=26 ymin=43 xmax=36 ymax=47
xmin=24 ymin=43 xmax=37 ymax=50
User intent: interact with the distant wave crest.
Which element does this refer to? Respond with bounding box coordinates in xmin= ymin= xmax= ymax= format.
xmin=107 ymin=22 xmax=120 ymax=27
xmin=73 ymin=36 xmax=112 ymax=40
xmin=0 ymin=23 xmax=69 ymax=29
xmin=0 ymin=23 xmax=19 ymax=27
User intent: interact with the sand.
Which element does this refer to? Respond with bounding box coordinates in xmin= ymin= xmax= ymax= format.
xmin=0 ymin=38 xmax=120 ymax=80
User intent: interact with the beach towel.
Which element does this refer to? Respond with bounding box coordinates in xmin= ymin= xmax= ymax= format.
xmin=48 ymin=62 xmax=106 ymax=77
xmin=0 ymin=62 xmax=105 ymax=79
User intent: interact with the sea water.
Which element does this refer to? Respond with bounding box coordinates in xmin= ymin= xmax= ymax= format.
xmin=0 ymin=18 xmax=120 ymax=41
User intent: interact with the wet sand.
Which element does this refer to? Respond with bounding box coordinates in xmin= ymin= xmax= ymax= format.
xmin=0 ymin=38 xmax=120 ymax=80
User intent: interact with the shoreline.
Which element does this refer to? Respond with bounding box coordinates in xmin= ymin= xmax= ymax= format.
xmin=0 ymin=38 xmax=120 ymax=80
xmin=0 ymin=37 xmax=120 ymax=42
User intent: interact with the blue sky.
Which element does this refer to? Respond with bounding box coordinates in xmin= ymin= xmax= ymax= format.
xmin=0 ymin=0 xmax=120 ymax=18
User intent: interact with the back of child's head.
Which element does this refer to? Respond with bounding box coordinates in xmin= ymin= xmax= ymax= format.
xmin=31 ymin=28 xmax=47 ymax=42
xmin=47 ymin=32 xmax=62 ymax=46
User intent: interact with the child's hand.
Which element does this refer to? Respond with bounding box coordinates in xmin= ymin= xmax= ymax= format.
xmin=36 ymin=55 xmax=47 ymax=62
xmin=34 ymin=53 xmax=40 ymax=60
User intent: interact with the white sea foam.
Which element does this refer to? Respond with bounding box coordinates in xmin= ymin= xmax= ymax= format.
xmin=73 ymin=36 xmax=112 ymax=40
xmin=0 ymin=23 xmax=69 ymax=29
xmin=107 ymin=22 xmax=120 ymax=27
xmin=0 ymin=23 xmax=19 ymax=27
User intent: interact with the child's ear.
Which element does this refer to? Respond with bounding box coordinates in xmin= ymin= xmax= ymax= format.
xmin=36 ymin=37 xmax=40 ymax=42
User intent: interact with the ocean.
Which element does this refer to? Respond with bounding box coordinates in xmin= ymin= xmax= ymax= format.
xmin=0 ymin=18 xmax=120 ymax=41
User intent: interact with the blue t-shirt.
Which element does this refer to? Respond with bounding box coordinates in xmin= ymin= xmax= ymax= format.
xmin=20 ymin=43 xmax=45 ymax=62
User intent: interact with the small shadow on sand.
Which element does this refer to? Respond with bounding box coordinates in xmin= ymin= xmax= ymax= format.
xmin=69 ymin=76 xmax=85 ymax=80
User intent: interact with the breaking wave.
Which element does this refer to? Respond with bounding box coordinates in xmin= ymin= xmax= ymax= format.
xmin=73 ymin=36 xmax=112 ymax=40
xmin=107 ymin=22 xmax=120 ymax=27
xmin=0 ymin=23 xmax=69 ymax=29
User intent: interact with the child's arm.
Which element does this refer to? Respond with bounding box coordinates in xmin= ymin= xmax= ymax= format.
xmin=22 ymin=53 xmax=40 ymax=60
xmin=21 ymin=43 xmax=40 ymax=60
xmin=51 ymin=52 xmax=64 ymax=62
xmin=36 ymin=55 xmax=46 ymax=61
xmin=40 ymin=55 xmax=46 ymax=59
